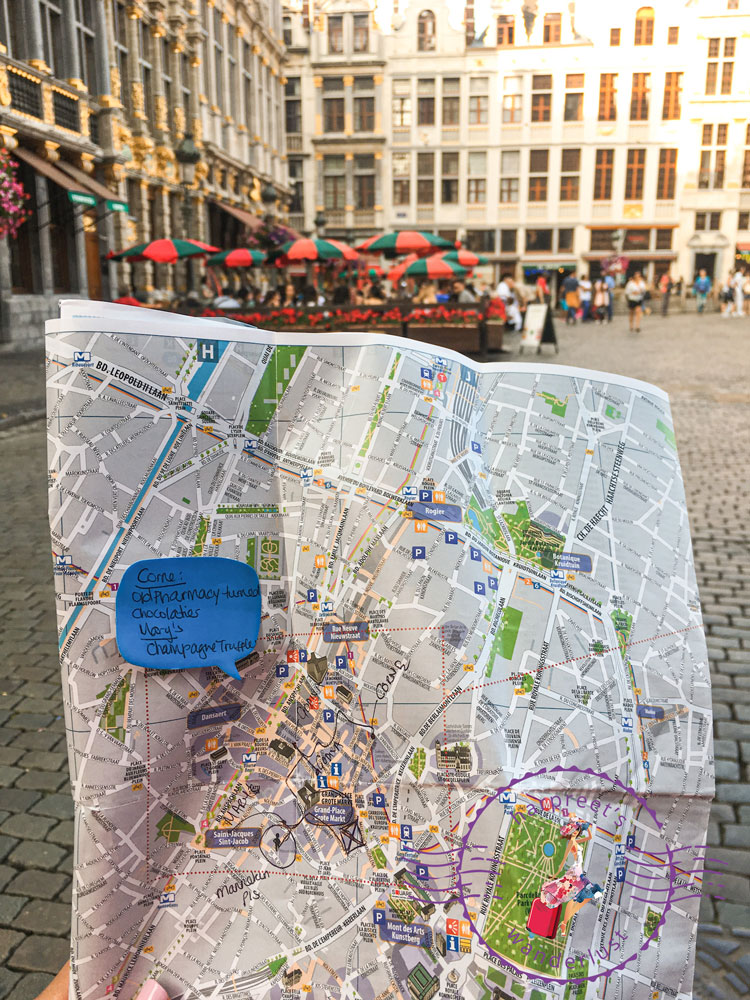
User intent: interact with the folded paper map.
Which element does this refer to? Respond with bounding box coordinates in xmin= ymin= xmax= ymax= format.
xmin=46 ymin=302 xmax=713 ymax=1000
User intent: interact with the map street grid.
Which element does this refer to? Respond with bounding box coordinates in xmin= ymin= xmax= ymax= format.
xmin=45 ymin=304 xmax=713 ymax=1000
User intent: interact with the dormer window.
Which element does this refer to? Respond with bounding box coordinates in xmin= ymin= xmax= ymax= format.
xmin=418 ymin=10 xmax=436 ymax=51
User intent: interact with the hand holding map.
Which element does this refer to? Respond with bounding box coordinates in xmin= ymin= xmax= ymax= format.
xmin=46 ymin=302 xmax=713 ymax=1000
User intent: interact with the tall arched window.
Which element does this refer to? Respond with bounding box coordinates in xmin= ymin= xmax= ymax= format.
xmin=417 ymin=10 xmax=436 ymax=51
xmin=634 ymin=7 xmax=654 ymax=45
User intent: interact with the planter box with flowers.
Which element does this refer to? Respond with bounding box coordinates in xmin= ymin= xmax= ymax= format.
xmin=0 ymin=150 xmax=31 ymax=240
xmin=197 ymin=298 xmax=506 ymax=354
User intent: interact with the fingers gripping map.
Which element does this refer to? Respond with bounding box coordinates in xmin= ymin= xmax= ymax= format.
xmin=46 ymin=304 xmax=713 ymax=1000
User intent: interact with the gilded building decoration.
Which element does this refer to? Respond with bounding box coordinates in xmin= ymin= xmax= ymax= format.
xmin=173 ymin=105 xmax=186 ymax=137
xmin=0 ymin=124 xmax=18 ymax=149
xmin=194 ymin=160 xmax=209 ymax=185
xmin=154 ymin=95 xmax=169 ymax=132
xmin=41 ymin=85 xmax=55 ymax=125
xmin=131 ymin=81 xmax=147 ymax=120
xmin=110 ymin=65 xmax=122 ymax=101
xmin=130 ymin=134 xmax=155 ymax=171
xmin=154 ymin=145 xmax=177 ymax=182
xmin=0 ymin=65 xmax=10 ymax=107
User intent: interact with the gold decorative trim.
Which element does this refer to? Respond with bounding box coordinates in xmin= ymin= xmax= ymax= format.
xmin=27 ymin=59 xmax=52 ymax=74
xmin=173 ymin=105 xmax=186 ymax=137
xmin=67 ymin=78 xmax=87 ymax=92
xmin=0 ymin=125 xmax=18 ymax=149
xmin=41 ymin=84 xmax=54 ymax=125
xmin=79 ymin=152 xmax=96 ymax=174
xmin=98 ymin=94 xmax=123 ymax=108
xmin=154 ymin=94 xmax=169 ymax=132
xmin=126 ymin=4 xmax=142 ymax=19
xmin=40 ymin=140 xmax=60 ymax=162
xmin=109 ymin=65 xmax=121 ymax=101
xmin=131 ymin=80 xmax=147 ymax=120
xmin=0 ymin=65 xmax=10 ymax=107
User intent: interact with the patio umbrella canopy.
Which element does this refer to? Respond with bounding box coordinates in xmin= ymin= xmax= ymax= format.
xmin=205 ymin=248 xmax=267 ymax=267
xmin=387 ymin=253 xmax=420 ymax=283
xmin=402 ymin=256 xmax=469 ymax=279
xmin=439 ymin=249 xmax=488 ymax=267
xmin=355 ymin=231 xmax=454 ymax=255
xmin=109 ymin=238 xmax=219 ymax=264
xmin=268 ymin=237 xmax=358 ymax=262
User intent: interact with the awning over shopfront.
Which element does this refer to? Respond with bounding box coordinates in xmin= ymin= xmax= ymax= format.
xmin=55 ymin=160 xmax=120 ymax=203
xmin=13 ymin=146 xmax=88 ymax=196
xmin=583 ymin=252 xmax=676 ymax=260
xmin=213 ymin=199 xmax=302 ymax=240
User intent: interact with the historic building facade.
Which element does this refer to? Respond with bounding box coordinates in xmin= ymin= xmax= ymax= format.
xmin=284 ymin=0 xmax=750 ymax=293
xmin=0 ymin=0 xmax=287 ymax=347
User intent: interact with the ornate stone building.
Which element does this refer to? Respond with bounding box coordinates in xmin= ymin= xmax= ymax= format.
xmin=0 ymin=0 xmax=287 ymax=347
xmin=284 ymin=0 xmax=750 ymax=296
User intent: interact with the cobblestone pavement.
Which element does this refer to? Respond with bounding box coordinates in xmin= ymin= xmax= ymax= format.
xmin=0 ymin=310 xmax=748 ymax=999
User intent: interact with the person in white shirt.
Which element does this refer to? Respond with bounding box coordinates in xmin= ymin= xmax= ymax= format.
xmin=495 ymin=273 xmax=522 ymax=331
xmin=578 ymin=274 xmax=592 ymax=321
xmin=733 ymin=267 xmax=745 ymax=315
xmin=624 ymin=272 xmax=647 ymax=332
xmin=213 ymin=285 xmax=241 ymax=310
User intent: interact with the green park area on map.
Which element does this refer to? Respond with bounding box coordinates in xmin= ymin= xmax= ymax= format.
xmin=156 ymin=811 xmax=196 ymax=843
xmin=97 ymin=673 xmax=131 ymax=744
xmin=245 ymin=346 xmax=306 ymax=435
xmin=486 ymin=606 xmax=523 ymax=678
xmin=484 ymin=811 xmax=575 ymax=975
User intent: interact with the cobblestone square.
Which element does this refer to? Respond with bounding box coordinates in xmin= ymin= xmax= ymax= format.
xmin=0 ymin=310 xmax=748 ymax=999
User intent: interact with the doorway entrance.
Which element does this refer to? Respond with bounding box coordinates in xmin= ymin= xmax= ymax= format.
xmin=694 ymin=252 xmax=716 ymax=282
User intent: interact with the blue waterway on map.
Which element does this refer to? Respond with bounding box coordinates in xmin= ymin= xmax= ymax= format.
xmin=58 ymin=421 xmax=185 ymax=649
xmin=466 ymin=508 xmax=482 ymax=534
xmin=187 ymin=342 xmax=229 ymax=400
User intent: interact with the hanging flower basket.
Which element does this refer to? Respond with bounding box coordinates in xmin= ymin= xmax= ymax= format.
xmin=0 ymin=150 xmax=32 ymax=239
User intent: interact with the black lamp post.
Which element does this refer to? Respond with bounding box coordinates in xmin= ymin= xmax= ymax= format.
xmin=175 ymin=133 xmax=201 ymax=293
xmin=314 ymin=211 xmax=326 ymax=237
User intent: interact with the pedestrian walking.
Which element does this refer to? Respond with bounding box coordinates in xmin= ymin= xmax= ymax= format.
xmin=495 ymin=274 xmax=523 ymax=331
xmin=659 ymin=272 xmax=673 ymax=316
xmin=536 ymin=271 xmax=550 ymax=304
xmin=579 ymin=274 xmax=592 ymax=321
xmin=624 ymin=271 xmax=647 ymax=331
xmin=733 ymin=266 xmax=745 ymax=315
xmin=562 ymin=272 xmax=580 ymax=325
xmin=743 ymin=271 xmax=750 ymax=315
xmin=592 ymin=278 xmax=609 ymax=324
xmin=720 ymin=274 xmax=736 ymax=317
xmin=692 ymin=269 xmax=712 ymax=313
xmin=604 ymin=272 xmax=615 ymax=322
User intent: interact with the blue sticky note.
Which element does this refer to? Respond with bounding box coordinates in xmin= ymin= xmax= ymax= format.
xmin=116 ymin=557 xmax=261 ymax=680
